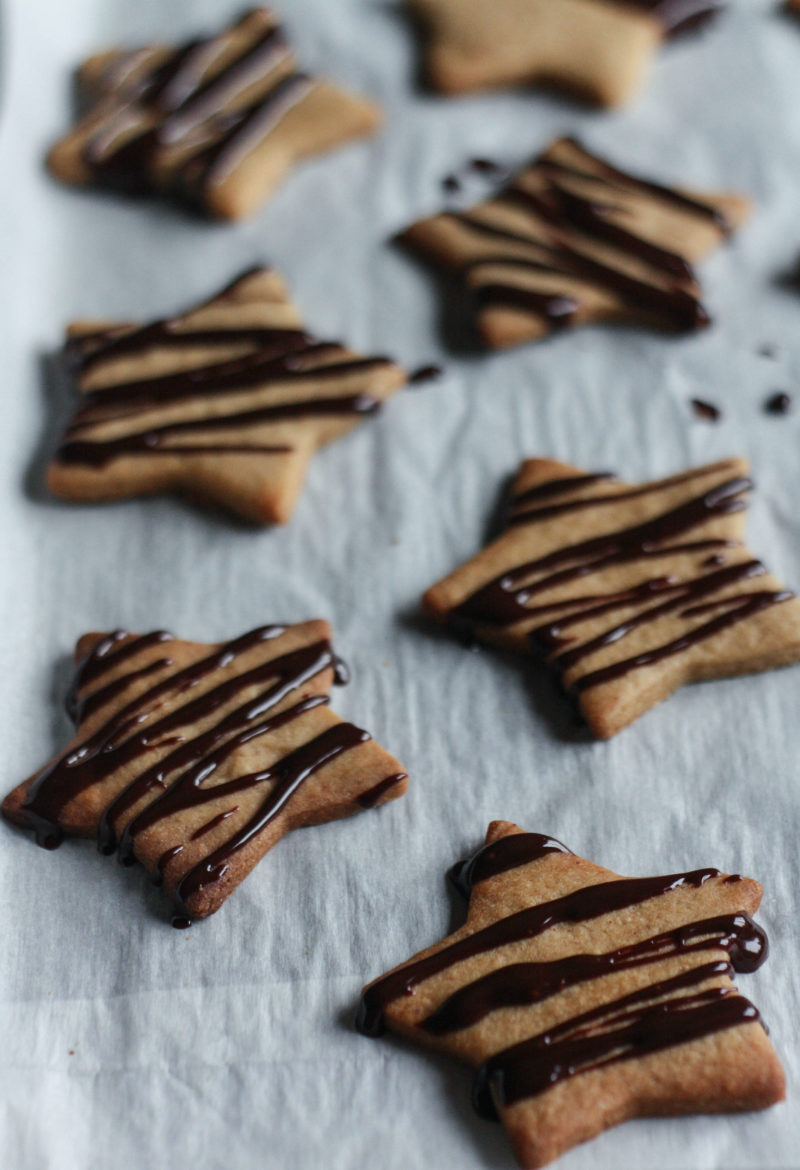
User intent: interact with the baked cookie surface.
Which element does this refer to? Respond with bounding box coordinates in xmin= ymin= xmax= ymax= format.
xmin=358 ymin=820 xmax=784 ymax=1169
xmin=2 ymin=623 xmax=407 ymax=924
xmin=424 ymin=457 xmax=800 ymax=737
xmin=47 ymin=266 xmax=407 ymax=524
xmin=402 ymin=137 xmax=748 ymax=350
xmin=47 ymin=7 xmax=382 ymax=219
xmin=408 ymin=0 xmax=721 ymax=105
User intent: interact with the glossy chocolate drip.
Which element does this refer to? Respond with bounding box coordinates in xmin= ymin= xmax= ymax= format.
xmin=56 ymin=284 xmax=394 ymax=468
xmin=173 ymin=720 xmax=369 ymax=912
xmin=81 ymin=16 xmax=312 ymax=205
xmin=508 ymin=466 xmax=716 ymax=527
xmin=473 ymin=966 xmax=756 ymax=1116
xmin=357 ymin=773 xmax=408 ymax=809
xmin=455 ymin=472 xmax=751 ymax=627
xmin=439 ymin=138 xmax=728 ymax=336
xmin=572 ymin=587 xmax=792 ymax=692
xmin=553 ymin=138 xmax=729 ymax=233
xmin=450 ymin=466 xmax=793 ymax=693
xmin=356 ymin=866 xmax=722 ymax=1037
xmin=423 ymin=913 xmax=766 ymax=1035
xmin=66 ymin=630 xmax=174 ymax=721
xmin=18 ymin=627 xmax=347 ymax=874
xmin=511 ymin=473 xmax=616 ymax=510
xmin=69 ymin=323 xmax=313 ymax=374
xmin=448 ymin=833 xmax=572 ymax=900
xmin=474 ymin=285 xmax=579 ymax=329
xmin=625 ymin=0 xmax=722 ymax=37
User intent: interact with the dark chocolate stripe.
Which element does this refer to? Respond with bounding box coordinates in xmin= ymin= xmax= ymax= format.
xmin=624 ymin=0 xmax=722 ymax=37
xmin=448 ymin=833 xmax=572 ymax=899
xmin=356 ymin=867 xmax=721 ymax=1036
xmin=437 ymin=138 xmax=726 ymax=336
xmin=423 ymin=913 xmax=766 ymax=1035
xmin=57 ymin=394 xmax=377 ymax=467
xmin=174 ymin=721 xmax=369 ymax=913
xmin=15 ymin=625 xmax=377 ymax=919
xmin=453 ymin=476 xmax=752 ymax=628
xmin=451 ymin=467 xmax=793 ymax=695
xmin=473 ymin=968 xmax=756 ymax=1116
xmin=81 ymin=15 xmax=310 ymax=205
xmin=57 ymin=271 xmax=394 ymax=470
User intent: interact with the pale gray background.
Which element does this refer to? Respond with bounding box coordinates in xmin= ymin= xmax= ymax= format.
xmin=1 ymin=1 xmax=799 ymax=1167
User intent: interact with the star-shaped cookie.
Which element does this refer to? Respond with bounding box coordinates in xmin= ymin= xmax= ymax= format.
xmin=47 ymin=7 xmax=382 ymax=219
xmin=2 ymin=622 xmax=407 ymax=924
xmin=424 ymin=457 xmax=800 ymax=737
xmin=408 ymin=0 xmax=721 ymax=106
xmin=401 ymin=137 xmax=748 ymax=350
xmin=46 ymin=266 xmax=408 ymax=524
xmin=358 ymin=820 xmax=784 ymax=1169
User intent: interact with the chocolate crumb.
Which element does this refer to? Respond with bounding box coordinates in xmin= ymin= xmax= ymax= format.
xmin=690 ymin=398 xmax=721 ymax=422
xmin=764 ymin=392 xmax=792 ymax=416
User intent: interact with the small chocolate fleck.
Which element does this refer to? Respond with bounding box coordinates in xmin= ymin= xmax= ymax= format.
xmin=408 ymin=364 xmax=443 ymax=386
xmin=469 ymin=158 xmax=504 ymax=176
xmin=764 ymin=392 xmax=792 ymax=416
xmin=690 ymin=398 xmax=721 ymax=422
xmin=442 ymin=174 xmax=461 ymax=195
xmin=758 ymin=344 xmax=778 ymax=359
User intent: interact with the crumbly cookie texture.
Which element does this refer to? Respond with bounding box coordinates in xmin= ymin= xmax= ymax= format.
xmin=46 ymin=266 xmax=407 ymax=525
xmin=358 ymin=820 xmax=784 ymax=1170
xmin=424 ymin=457 xmax=800 ymax=737
xmin=2 ymin=624 xmax=407 ymax=924
xmin=407 ymin=0 xmax=720 ymax=106
xmin=401 ymin=136 xmax=749 ymax=350
xmin=47 ymin=7 xmax=381 ymax=219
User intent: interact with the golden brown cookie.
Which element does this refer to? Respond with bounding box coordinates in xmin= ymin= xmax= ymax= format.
xmin=47 ymin=7 xmax=381 ymax=219
xmin=46 ymin=266 xmax=408 ymax=524
xmin=358 ymin=820 xmax=785 ymax=1169
xmin=401 ymin=136 xmax=749 ymax=350
xmin=2 ymin=623 xmax=407 ymax=924
xmin=408 ymin=0 xmax=721 ymax=105
xmin=424 ymin=457 xmax=800 ymax=737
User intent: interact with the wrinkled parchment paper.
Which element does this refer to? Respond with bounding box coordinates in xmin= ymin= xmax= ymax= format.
xmin=1 ymin=1 xmax=799 ymax=1166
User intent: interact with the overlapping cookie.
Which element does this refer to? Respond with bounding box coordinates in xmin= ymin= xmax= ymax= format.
xmin=358 ymin=820 xmax=784 ymax=1169
xmin=408 ymin=0 xmax=721 ymax=105
xmin=47 ymin=267 xmax=407 ymax=524
xmin=424 ymin=457 xmax=800 ymax=737
xmin=2 ymin=623 xmax=407 ymax=924
xmin=401 ymin=137 xmax=748 ymax=350
xmin=47 ymin=7 xmax=381 ymax=219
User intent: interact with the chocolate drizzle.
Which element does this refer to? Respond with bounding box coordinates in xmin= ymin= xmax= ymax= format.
xmin=357 ymin=864 xmax=725 ymax=1037
xmin=14 ymin=626 xmax=377 ymax=918
xmin=449 ymin=463 xmax=793 ymax=696
xmin=625 ymin=0 xmax=722 ymax=37
xmin=78 ymin=12 xmax=315 ymax=208
xmin=473 ymin=967 xmax=757 ymax=1117
xmin=426 ymin=913 xmax=765 ymax=1037
xmin=54 ymin=269 xmax=396 ymax=469
xmin=357 ymin=833 xmax=768 ymax=1116
xmin=421 ymin=137 xmax=731 ymax=338
xmin=448 ymin=833 xmax=573 ymax=899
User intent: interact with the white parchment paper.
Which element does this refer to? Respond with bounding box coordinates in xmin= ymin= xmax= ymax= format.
xmin=1 ymin=1 xmax=799 ymax=1167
